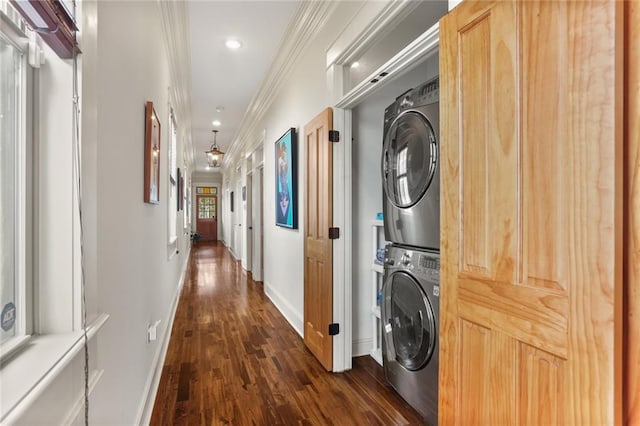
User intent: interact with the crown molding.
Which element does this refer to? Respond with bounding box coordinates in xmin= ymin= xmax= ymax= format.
xmin=220 ymin=0 xmax=339 ymax=172
xmin=157 ymin=0 xmax=195 ymax=170
xmin=326 ymin=0 xmax=419 ymax=68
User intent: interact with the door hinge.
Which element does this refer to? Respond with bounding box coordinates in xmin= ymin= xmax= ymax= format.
xmin=328 ymin=130 xmax=340 ymax=143
xmin=328 ymin=323 xmax=340 ymax=336
xmin=328 ymin=227 xmax=340 ymax=239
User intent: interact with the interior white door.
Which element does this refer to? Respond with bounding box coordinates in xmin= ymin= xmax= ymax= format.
xmin=246 ymin=173 xmax=253 ymax=273
xmin=259 ymin=168 xmax=264 ymax=280
xmin=252 ymin=167 xmax=263 ymax=282
xmin=236 ymin=179 xmax=243 ymax=260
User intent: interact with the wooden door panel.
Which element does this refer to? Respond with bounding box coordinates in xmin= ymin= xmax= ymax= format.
xmin=521 ymin=1 xmax=569 ymax=294
xmin=519 ymin=344 xmax=565 ymax=426
xmin=458 ymin=2 xmax=517 ymax=284
xmin=304 ymin=107 xmax=333 ymax=371
xmin=457 ymin=320 xmax=567 ymax=425
xmin=458 ymin=322 xmax=517 ymax=425
xmin=458 ymin=280 xmax=567 ymax=357
xmin=459 ymin=14 xmax=490 ymax=275
xmin=440 ymin=1 xmax=619 ymax=424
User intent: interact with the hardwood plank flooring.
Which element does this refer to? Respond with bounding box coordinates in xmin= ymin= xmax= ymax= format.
xmin=150 ymin=242 xmax=423 ymax=425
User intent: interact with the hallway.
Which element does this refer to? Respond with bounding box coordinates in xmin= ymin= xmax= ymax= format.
xmin=150 ymin=243 xmax=422 ymax=425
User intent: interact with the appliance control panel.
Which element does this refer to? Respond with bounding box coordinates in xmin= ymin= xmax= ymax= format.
xmin=383 ymin=76 xmax=439 ymax=131
xmin=384 ymin=245 xmax=440 ymax=283
xmin=415 ymin=77 xmax=439 ymax=105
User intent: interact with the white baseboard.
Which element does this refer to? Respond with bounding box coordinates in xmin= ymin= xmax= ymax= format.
xmin=135 ymin=252 xmax=190 ymax=425
xmin=352 ymin=338 xmax=373 ymax=357
xmin=264 ymin=280 xmax=304 ymax=337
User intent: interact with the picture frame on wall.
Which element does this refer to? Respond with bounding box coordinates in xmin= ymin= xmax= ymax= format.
xmin=144 ymin=101 xmax=161 ymax=204
xmin=230 ymin=191 xmax=234 ymax=212
xmin=176 ymin=168 xmax=182 ymax=211
xmin=275 ymin=127 xmax=297 ymax=229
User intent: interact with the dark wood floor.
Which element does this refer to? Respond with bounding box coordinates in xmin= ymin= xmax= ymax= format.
xmin=150 ymin=242 xmax=423 ymax=425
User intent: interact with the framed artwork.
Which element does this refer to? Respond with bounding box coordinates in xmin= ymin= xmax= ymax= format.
xmin=180 ymin=173 xmax=185 ymax=211
xmin=230 ymin=191 xmax=234 ymax=212
xmin=275 ymin=127 xmax=297 ymax=228
xmin=144 ymin=101 xmax=161 ymax=204
xmin=176 ymin=168 xmax=182 ymax=211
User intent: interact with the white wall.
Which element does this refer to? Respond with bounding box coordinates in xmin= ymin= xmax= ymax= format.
xmin=89 ymin=2 xmax=190 ymax=424
xmin=351 ymin=57 xmax=439 ymax=355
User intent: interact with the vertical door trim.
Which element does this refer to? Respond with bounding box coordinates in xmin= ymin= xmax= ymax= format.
xmin=331 ymin=107 xmax=352 ymax=372
xmin=624 ymin=1 xmax=639 ymax=423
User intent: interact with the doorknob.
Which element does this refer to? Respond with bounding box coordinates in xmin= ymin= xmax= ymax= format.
xmin=249 ymin=227 xmax=253 ymax=230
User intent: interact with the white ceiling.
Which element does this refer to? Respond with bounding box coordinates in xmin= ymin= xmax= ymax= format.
xmin=188 ymin=1 xmax=298 ymax=173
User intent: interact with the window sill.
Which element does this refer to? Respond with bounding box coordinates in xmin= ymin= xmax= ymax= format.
xmin=0 ymin=313 xmax=109 ymax=423
xmin=0 ymin=335 xmax=32 ymax=363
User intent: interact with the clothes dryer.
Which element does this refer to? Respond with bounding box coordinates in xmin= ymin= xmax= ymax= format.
xmin=382 ymin=244 xmax=439 ymax=425
xmin=382 ymin=77 xmax=439 ymax=250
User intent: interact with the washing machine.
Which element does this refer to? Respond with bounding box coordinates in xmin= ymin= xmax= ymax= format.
xmin=382 ymin=244 xmax=439 ymax=425
xmin=382 ymin=76 xmax=440 ymax=250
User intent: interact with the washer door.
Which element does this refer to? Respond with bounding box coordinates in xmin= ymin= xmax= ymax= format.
xmin=382 ymin=111 xmax=438 ymax=208
xmin=382 ymin=271 xmax=437 ymax=371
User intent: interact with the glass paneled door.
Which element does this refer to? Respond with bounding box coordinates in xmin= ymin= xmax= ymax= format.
xmin=196 ymin=195 xmax=217 ymax=241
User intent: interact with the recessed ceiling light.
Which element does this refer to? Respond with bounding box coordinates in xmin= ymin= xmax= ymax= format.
xmin=212 ymin=120 xmax=221 ymax=127
xmin=351 ymin=61 xmax=360 ymax=69
xmin=215 ymin=106 xmax=224 ymax=112
xmin=225 ymin=39 xmax=242 ymax=50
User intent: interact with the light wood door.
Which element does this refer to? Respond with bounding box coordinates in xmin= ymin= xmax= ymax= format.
xmin=196 ymin=195 xmax=217 ymax=241
xmin=439 ymin=1 xmax=621 ymax=424
xmin=304 ymin=107 xmax=333 ymax=371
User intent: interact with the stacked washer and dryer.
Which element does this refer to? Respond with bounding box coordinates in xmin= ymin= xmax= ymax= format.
xmin=380 ymin=76 xmax=440 ymax=425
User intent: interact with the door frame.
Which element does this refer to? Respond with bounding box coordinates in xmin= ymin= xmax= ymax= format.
xmin=330 ymin=108 xmax=352 ymax=372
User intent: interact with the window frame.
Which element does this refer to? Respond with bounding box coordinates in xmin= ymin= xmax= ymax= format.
xmin=167 ymin=107 xmax=177 ymax=249
xmin=0 ymin=9 xmax=34 ymax=361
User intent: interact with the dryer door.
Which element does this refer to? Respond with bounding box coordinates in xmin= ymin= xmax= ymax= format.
xmin=382 ymin=111 xmax=437 ymax=208
xmin=382 ymin=271 xmax=437 ymax=371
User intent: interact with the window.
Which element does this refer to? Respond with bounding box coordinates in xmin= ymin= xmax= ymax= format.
xmin=167 ymin=109 xmax=177 ymax=246
xmin=0 ymin=15 xmax=30 ymax=355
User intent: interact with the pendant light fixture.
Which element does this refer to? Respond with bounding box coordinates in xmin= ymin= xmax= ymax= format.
xmin=205 ymin=129 xmax=224 ymax=168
